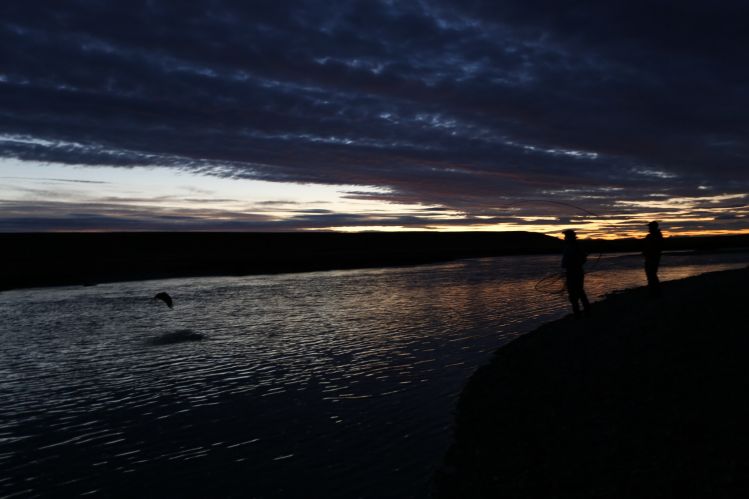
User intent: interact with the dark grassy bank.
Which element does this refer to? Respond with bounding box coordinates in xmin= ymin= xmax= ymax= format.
xmin=2 ymin=232 xmax=747 ymax=292
xmin=433 ymin=266 xmax=749 ymax=499
xmin=584 ymin=233 xmax=749 ymax=254
xmin=0 ymin=231 xmax=561 ymax=291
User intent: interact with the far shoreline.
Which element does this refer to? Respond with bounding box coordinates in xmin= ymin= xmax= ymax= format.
xmin=2 ymin=252 xmax=469 ymax=293
xmin=2 ymin=231 xmax=748 ymax=293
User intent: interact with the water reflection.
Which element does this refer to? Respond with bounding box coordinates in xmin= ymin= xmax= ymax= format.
xmin=0 ymin=251 xmax=747 ymax=497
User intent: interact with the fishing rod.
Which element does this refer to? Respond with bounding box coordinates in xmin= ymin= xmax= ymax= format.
xmin=492 ymin=198 xmax=605 ymax=296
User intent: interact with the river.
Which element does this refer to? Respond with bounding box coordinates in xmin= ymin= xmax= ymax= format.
xmin=1 ymin=250 xmax=747 ymax=498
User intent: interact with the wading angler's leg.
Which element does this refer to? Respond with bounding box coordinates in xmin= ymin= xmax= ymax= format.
xmin=566 ymin=273 xmax=583 ymax=318
xmin=580 ymin=275 xmax=591 ymax=316
xmin=645 ymin=262 xmax=661 ymax=296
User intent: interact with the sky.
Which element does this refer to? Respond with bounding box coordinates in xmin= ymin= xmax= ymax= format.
xmin=1 ymin=1 xmax=748 ymax=238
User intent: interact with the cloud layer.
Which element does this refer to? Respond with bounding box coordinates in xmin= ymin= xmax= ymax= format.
xmin=1 ymin=1 xmax=747 ymax=233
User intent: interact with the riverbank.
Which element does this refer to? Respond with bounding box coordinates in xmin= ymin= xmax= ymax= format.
xmin=3 ymin=232 xmax=748 ymax=292
xmin=433 ymin=266 xmax=749 ymax=498
xmin=0 ymin=231 xmax=560 ymax=291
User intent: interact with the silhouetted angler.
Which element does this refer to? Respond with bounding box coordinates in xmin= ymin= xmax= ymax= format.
xmin=561 ymin=229 xmax=590 ymax=318
xmin=643 ymin=221 xmax=663 ymax=296
xmin=154 ymin=292 xmax=173 ymax=309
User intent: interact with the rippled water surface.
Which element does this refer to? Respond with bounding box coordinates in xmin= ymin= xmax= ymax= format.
xmin=1 ymin=251 xmax=747 ymax=497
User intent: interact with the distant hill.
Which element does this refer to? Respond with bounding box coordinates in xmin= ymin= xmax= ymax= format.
xmin=0 ymin=231 xmax=561 ymax=291
xmin=582 ymin=233 xmax=749 ymax=253
xmin=1 ymin=231 xmax=747 ymax=291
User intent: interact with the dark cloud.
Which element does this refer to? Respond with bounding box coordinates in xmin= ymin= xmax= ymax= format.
xmin=0 ymin=176 xmax=109 ymax=184
xmin=1 ymin=1 xmax=747 ymax=230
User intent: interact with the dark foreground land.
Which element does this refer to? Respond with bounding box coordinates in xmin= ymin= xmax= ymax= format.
xmin=434 ymin=266 xmax=749 ymax=499
xmin=2 ymin=232 xmax=749 ymax=291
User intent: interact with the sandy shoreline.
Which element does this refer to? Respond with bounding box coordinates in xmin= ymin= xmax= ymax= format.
xmin=433 ymin=266 xmax=749 ymax=498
